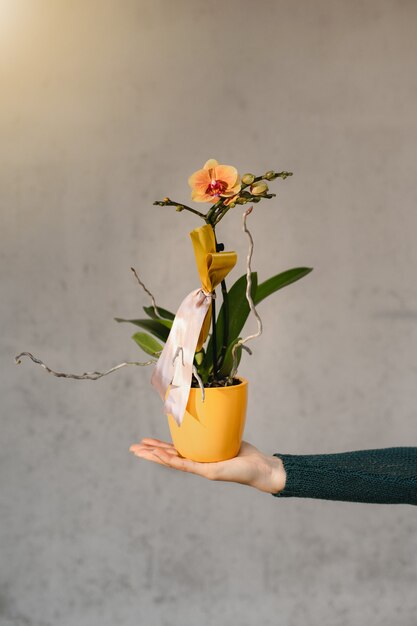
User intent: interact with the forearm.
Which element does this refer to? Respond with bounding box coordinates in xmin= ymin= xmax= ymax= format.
xmin=271 ymin=447 xmax=417 ymax=505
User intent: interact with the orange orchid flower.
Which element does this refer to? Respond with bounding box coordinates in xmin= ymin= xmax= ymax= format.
xmin=188 ymin=159 xmax=241 ymax=203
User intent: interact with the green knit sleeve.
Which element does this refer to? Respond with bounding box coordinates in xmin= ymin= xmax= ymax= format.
xmin=272 ymin=447 xmax=417 ymax=505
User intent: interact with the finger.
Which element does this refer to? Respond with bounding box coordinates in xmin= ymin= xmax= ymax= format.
xmin=140 ymin=438 xmax=175 ymax=449
xmin=131 ymin=448 xmax=172 ymax=468
xmin=130 ymin=443 xmax=179 ymax=456
xmin=142 ymin=445 xmax=180 ymax=458
xmin=152 ymin=449 xmax=218 ymax=480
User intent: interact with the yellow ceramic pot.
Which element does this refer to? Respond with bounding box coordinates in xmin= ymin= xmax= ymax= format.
xmin=167 ymin=377 xmax=248 ymax=462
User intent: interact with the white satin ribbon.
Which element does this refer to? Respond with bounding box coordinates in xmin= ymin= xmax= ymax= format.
xmin=151 ymin=287 xmax=213 ymax=426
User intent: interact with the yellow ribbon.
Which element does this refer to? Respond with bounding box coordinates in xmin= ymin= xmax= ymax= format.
xmin=190 ymin=224 xmax=237 ymax=351
xmin=151 ymin=224 xmax=237 ymax=426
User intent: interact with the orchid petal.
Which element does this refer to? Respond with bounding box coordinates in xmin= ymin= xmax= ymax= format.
xmin=188 ymin=168 xmax=210 ymax=190
xmin=213 ymin=165 xmax=239 ymax=189
xmin=203 ymin=159 xmax=219 ymax=170
xmin=191 ymin=189 xmax=215 ymax=203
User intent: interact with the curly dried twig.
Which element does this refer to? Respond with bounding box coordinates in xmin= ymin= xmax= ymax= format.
xmin=14 ymin=351 xmax=156 ymax=380
xmin=172 ymin=346 xmax=185 ymax=367
xmin=192 ymin=365 xmax=205 ymax=402
xmin=172 ymin=347 xmax=205 ymax=402
xmin=130 ymin=267 xmax=160 ymax=318
xmin=230 ymin=206 xmax=263 ymax=378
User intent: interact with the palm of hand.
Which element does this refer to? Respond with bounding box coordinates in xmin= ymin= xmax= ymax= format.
xmin=129 ymin=439 xmax=285 ymax=494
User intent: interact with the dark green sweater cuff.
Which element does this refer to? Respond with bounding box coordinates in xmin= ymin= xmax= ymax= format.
xmin=272 ymin=448 xmax=417 ymax=505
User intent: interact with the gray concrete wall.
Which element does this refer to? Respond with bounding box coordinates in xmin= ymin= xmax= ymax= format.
xmin=1 ymin=1 xmax=416 ymax=624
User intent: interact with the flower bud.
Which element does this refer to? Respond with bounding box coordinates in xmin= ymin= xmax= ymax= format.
xmin=163 ymin=197 xmax=170 ymax=203
xmin=264 ymin=171 xmax=275 ymax=180
xmin=176 ymin=204 xmax=184 ymax=212
xmin=242 ymin=173 xmax=255 ymax=185
xmin=250 ymin=182 xmax=268 ymax=196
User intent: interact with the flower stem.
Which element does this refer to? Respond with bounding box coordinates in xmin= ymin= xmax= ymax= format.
xmin=213 ymin=204 xmax=230 ymax=225
xmin=153 ymin=199 xmax=206 ymax=220
xmin=218 ymin=277 xmax=229 ymax=370
xmin=210 ymin=231 xmax=226 ymax=379
xmin=211 ymin=170 xmax=293 ymax=226
xmin=206 ymin=199 xmax=223 ymax=225
xmin=211 ymin=288 xmax=218 ymax=379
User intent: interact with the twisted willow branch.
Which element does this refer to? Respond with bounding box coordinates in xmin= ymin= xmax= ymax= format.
xmin=130 ymin=266 xmax=160 ymax=318
xmin=230 ymin=206 xmax=263 ymax=378
xmin=192 ymin=365 xmax=205 ymax=402
xmin=14 ymin=352 xmax=156 ymax=380
xmin=172 ymin=349 xmax=205 ymax=402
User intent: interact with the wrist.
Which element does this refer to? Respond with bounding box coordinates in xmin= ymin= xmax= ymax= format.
xmin=269 ymin=455 xmax=286 ymax=494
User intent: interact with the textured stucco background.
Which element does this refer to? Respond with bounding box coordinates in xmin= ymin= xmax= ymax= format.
xmin=1 ymin=1 xmax=417 ymax=625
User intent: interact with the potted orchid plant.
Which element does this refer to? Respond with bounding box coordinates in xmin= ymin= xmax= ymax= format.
xmin=15 ymin=159 xmax=312 ymax=463
xmin=115 ymin=159 xmax=312 ymax=461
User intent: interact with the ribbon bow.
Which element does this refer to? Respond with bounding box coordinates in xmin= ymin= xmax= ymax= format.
xmin=151 ymin=224 xmax=237 ymax=426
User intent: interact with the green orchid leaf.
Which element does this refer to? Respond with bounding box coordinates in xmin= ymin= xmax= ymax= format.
xmin=132 ymin=332 xmax=163 ymax=357
xmin=254 ymin=267 xmax=313 ymax=305
xmin=219 ymin=339 xmax=242 ymax=378
xmin=200 ymin=267 xmax=312 ymax=377
xmin=217 ymin=272 xmax=258 ymax=355
xmin=143 ymin=305 xmax=175 ymax=321
xmin=202 ymin=272 xmax=258 ymax=373
xmin=194 ymin=350 xmax=205 ymax=367
xmin=114 ymin=317 xmax=171 ymax=342
xmin=196 ymin=366 xmax=210 ymax=386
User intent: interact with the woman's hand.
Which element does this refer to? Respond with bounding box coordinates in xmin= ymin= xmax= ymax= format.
xmin=129 ymin=438 xmax=286 ymax=494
